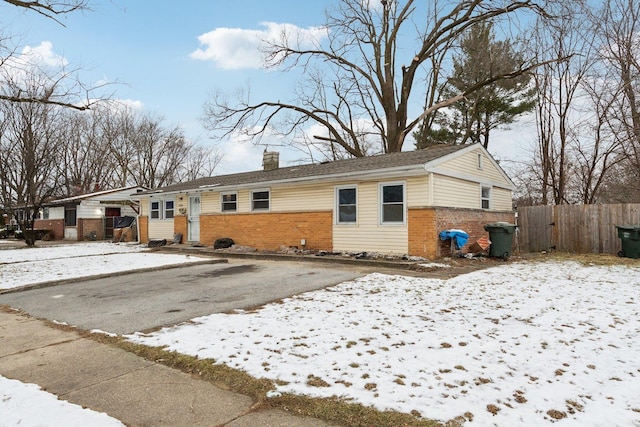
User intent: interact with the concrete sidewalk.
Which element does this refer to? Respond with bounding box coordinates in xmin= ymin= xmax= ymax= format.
xmin=0 ymin=310 xmax=335 ymax=427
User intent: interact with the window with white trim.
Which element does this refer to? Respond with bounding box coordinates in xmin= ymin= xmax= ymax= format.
xmin=164 ymin=200 xmax=174 ymax=219
xmin=221 ymin=192 xmax=238 ymax=212
xmin=150 ymin=200 xmax=161 ymax=219
xmin=380 ymin=183 xmax=405 ymax=224
xmin=336 ymin=186 xmax=357 ymax=224
xmin=481 ymin=186 xmax=491 ymax=209
xmin=150 ymin=198 xmax=175 ymax=219
xmin=477 ymin=153 xmax=483 ymax=170
xmin=252 ymin=190 xmax=270 ymax=211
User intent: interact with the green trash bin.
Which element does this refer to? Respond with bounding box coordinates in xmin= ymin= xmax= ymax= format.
xmin=484 ymin=222 xmax=517 ymax=259
xmin=616 ymin=225 xmax=640 ymax=259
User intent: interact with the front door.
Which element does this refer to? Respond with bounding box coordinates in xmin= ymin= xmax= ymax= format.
xmin=104 ymin=207 xmax=121 ymax=239
xmin=188 ymin=196 xmax=200 ymax=242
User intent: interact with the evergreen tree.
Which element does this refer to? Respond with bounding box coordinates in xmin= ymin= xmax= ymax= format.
xmin=415 ymin=22 xmax=536 ymax=149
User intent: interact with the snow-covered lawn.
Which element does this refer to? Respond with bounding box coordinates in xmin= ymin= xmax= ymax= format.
xmin=127 ymin=261 xmax=640 ymax=426
xmin=0 ymin=376 xmax=124 ymax=426
xmin=0 ymin=242 xmax=207 ymax=290
xmin=2 ymin=242 xmax=639 ymax=425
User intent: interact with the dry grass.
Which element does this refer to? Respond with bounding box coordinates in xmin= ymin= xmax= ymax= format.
xmin=70 ymin=330 xmax=443 ymax=427
xmin=524 ymin=251 xmax=640 ymax=267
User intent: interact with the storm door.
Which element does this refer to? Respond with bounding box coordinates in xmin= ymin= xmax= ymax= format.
xmin=188 ymin=196 xmax=200 ymax=242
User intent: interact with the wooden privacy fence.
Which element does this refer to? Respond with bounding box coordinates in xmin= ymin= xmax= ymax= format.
xmin=517 ymin=204 xmax=640 ymax=254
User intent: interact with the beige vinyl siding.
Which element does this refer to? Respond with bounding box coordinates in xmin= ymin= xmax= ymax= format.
xmin=333 ymin=181 xmax=408 ymax=255
xmin=439 ymin=148 xmax=511 ymax=186
xmin=139 ymin=199 xmax=149 ymax=216
xmin=492 ymin=187 xmax=513 ymax=211
xmin=144 ymin=197 xmax=175 ymax=239
xmin=236 ymin=189 xmax=250 ymax=212
xmin=432 ymin=175 xmax=480 ymax=208
xmin=271 ymin=183 xmax=333 ymax=212
xmin=201 ymin=192 xmax=218 ymax=214
xmin=148 ymin=220 xmax=174 ymax=240
xmin=406 ymin=175 xmax=429 ymax=207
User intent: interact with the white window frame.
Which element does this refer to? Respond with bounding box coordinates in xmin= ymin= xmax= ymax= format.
xmin=251 ymin=189 xmax=270 ymax=211
xmin=221 ymin=192 xmax=238 ymax=213
xmin=477 ymin=152 xmax=484 ymax=170
xmin=481 ymin=186 xmax=491 ymax=210
xmin=164 ymin=199 xmax=175 ymax=219
xmin=379 ymin=181 xmax=406 ymax=225
xmin=150 ymin=198 xmax=175 ymax=220
xmin=335 ymin=185 xmax=357 ymax=225
xmin=150 ymin=200 xmax=161 ymax=220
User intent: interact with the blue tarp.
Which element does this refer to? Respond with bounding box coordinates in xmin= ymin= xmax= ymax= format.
xmin=439 ymin=229 xmax=469 ymax=250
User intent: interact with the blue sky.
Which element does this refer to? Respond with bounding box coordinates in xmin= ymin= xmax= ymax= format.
xmin=1 ymin=0 xmax=534 ymax=175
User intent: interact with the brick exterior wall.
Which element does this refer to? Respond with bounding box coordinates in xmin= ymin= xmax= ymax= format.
xmin=200 ymin=211 xmax=333 ymax=251
xmin=79 ymin=218 xmax=104 ymax=241
xmin=174 ymin=215 xmax=187 ymax=243
xmin=408 ymin=209 xmax=437 ymax=259
xmin=434 ymin=208 xmax=515 ymax=258
xmin=33 ymin=219 xmax=64 ymax=240
xmin=409 ymin=208 xmax=515 ymax=258
xmin=138 ymin=216 xmax=149 ymax=244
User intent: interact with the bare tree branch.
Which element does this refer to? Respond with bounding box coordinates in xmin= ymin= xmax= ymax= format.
xmin=3 ymin=0 xmax=88 ymax=26
xmin=204 ymin=0 xmax=559 ymax=159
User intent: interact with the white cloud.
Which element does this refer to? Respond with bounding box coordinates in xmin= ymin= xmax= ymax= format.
xmin=0 ymin=41 xmax=70 ymax=91
xmin=19 ymin=41 xmax=68 ymax=68
xmin=114 ymin=98 xmax=144 ymax=110
xmin=190 ymin=21 xmax=328 ymax=69
xmin=218 ymin=140 xmax=263 ymax=173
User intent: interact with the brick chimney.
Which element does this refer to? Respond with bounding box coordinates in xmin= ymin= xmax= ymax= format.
xmin=262 ymin=151 xmax=279 ymax=171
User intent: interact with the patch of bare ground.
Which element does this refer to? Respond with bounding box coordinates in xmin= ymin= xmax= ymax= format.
xmin=546 ymin=409 xmax=567 ymax=420
xmin=529 ymin=251 xmax=640 ymax=267
xmin=486 ymin=404 xmax=500 ymax=415
xmin=566 ymin=399 xmax=584 ymax=414
xmin=513 ymin=390 xmax=527 ymax=404
xmin=444 ymin=412 xmax=474 ymax=427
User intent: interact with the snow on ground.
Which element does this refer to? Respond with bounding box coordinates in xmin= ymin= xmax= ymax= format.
xmin=127 ymin=261 xmax=640 ymax=426
xmin=0 ymin=242 xmax=207 ymax=290
xmin=0 ymin=242 xmax=211 ymax=425
xmin=0 ymin=376 xmax=124 ymax=426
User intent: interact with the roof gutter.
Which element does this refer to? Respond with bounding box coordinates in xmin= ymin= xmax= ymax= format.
xmin=133 ymin=164 xmax=429 ymax=197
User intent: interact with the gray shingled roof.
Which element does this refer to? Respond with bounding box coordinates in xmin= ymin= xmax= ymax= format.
xmin=137 ymin=144 xmax=469 ymax=195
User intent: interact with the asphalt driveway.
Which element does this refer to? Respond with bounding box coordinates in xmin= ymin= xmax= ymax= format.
xmin=0 ymin=259 xmax=363 ymax=335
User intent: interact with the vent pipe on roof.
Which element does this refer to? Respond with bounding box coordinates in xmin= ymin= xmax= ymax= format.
xmin=263 ymin=151 xmax=279 ymax=171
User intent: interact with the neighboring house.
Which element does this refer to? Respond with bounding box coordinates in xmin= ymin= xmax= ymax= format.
xmin=33 ymin=186 xmax=146 ymax=241
xmin=133 ymin=144 xmax=515 ymax=258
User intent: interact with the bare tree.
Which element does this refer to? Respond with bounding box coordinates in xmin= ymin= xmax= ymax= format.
xmin=568 ymin=72 xmax=626 ymax=204
xmin=126 ymin=114 xmax=192 ymax=188
xmin=529 ymin=2 xmax=594 ymax=205
xmin=180 ymin=145 xmax=222 ymax=182
xmin=204 ymin=0 xmax=554 ymax=159
xmin=58 ymin=108 xmax=115 ymax=195
xmin=0 ymin=0 xmax=103 ymax=110
xmin=95 ymin=105 xmax=138 ymax=188
xmin=591 ymin=0 xmax=640 ymax=202
xmin=2 ymin=0 xmax=86 ymax=23
xmin=0 ymin=71 xmax=65 ymax=246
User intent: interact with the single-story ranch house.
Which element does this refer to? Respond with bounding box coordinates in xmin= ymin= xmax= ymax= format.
xmin=132 ymin=143 xmax=515 ymax=258
xmin=32 ymin=186 xmax=146 ymax=241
